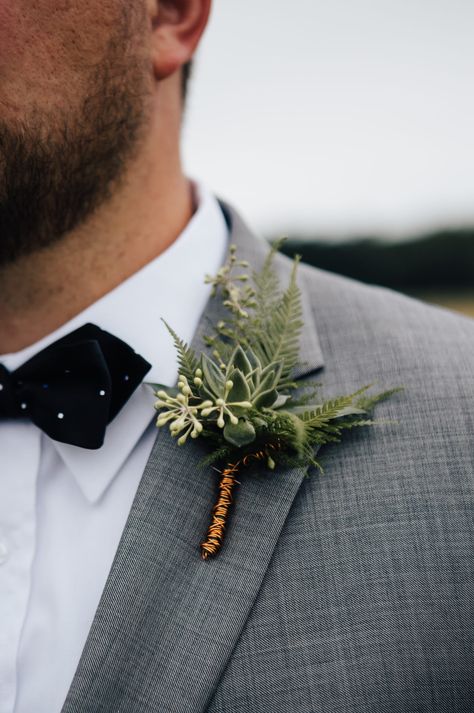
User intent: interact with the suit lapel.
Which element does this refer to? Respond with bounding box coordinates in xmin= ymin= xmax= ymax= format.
xmin=62 ymin=203 xmax=325 ymax=713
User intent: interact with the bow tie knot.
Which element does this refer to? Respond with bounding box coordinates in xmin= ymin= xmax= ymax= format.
xmin=0 ymin=324 xmax=151 ymax=449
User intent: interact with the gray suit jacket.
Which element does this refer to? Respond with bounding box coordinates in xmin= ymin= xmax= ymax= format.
xmin=62 ymin=203 xmax=473 ymax=713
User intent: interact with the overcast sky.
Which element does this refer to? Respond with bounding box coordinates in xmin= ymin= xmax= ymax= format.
xmin=182 ymin=0 xmax=474 ymax=239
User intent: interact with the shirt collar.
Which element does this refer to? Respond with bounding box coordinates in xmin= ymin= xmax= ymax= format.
xmin=51 ymin=384 xmax=157 ymax=503
xmin=2 ymin=182 xmax=229 ymax=502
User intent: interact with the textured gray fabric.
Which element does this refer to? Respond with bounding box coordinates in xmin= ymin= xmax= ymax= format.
xmin=62 ymin=203 xmax=474 ymax=713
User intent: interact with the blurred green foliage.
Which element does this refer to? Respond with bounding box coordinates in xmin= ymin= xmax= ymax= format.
xmin=276 ymin=229 xmax=474 ymax=290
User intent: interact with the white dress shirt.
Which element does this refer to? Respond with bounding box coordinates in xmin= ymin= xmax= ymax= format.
xmin=0 ymin=184 xmax=228 ymax=713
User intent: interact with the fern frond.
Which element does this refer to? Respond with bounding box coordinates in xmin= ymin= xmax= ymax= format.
xmin=300 ymin=392 xmax=362 ymax=426
xmin=356 ymin=387 xmax=404 ymax=412
xmin=253 ymin=257 xmax=303 ymax=381
xmin=251 ymin=239 xmax=284 ymax=326
xmin=334 ymin=418 xmax=378 ymax=430
xmin=162 ymin=319 xmax=199 ymax=382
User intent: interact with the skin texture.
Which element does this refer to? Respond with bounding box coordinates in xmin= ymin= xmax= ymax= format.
xmin=0 ymin=0 xmax=211 ymax=352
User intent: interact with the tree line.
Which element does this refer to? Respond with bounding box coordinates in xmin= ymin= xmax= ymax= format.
xmin=276 ymin=229 xmax=474 ymax=290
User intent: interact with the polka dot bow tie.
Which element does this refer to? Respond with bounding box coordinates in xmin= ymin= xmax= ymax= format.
xmin=0 ymin=323 xmax=151 ymax=449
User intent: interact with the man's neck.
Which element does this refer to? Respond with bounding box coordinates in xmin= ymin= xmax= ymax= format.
xmin=0 ymin=136 xmax=194 ymax=354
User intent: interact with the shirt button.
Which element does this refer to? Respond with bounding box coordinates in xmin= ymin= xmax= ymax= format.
xmin=0 ymin=539 xmax=9 ymax=565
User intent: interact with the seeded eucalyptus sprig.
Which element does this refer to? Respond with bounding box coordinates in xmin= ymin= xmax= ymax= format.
xmin=154 ymin=242 xmax=400 ymax=559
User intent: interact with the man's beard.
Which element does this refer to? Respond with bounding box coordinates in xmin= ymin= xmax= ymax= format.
xmin=0 ymin=40 xmax=150 ymax=266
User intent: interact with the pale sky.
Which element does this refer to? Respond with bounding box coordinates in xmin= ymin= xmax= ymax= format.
xmin=182 ymin=0 xmax=474 ymax=239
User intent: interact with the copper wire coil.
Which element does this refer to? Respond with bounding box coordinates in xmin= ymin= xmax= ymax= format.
xmin=200 ymin=444 xmax=279 ymax=560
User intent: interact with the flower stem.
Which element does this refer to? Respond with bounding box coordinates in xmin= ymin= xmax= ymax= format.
xmin=200 ymin=445 xmax=280 ymax=559
xmin=200 ymin=461 xmax=241 ymax=560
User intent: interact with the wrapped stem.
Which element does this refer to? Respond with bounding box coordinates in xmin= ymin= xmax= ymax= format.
xmin=200 ymin=446 xmax=278 ymax=559
xmin=200 ymin=462 xmax=241 ymax=560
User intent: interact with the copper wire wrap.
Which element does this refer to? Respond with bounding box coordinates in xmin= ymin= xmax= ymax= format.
xmin=200 ymin=444 xmax=279 ymax=560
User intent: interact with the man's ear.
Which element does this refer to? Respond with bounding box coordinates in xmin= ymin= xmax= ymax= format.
xmin=147 ymin=0 xmax=212 ymax=81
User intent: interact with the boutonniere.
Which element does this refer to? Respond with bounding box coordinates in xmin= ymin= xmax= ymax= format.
xmin=154 ymin=242 xmax=400 ymax=559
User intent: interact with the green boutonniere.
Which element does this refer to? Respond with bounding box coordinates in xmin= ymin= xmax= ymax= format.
xmin=154 ymin=241 xmax=400 ymax=559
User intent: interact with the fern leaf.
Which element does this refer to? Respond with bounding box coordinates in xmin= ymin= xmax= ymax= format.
xmin=254 ymin=257 xmax=303 ymax=381
xmin=251 ymin=239 xmax=283 ymax=326
xmin=299 ymin=385 xmax=372 ymax=426
xmin=356 ymin=387 xmax=404 ymax=412
xmin=162 ymin=319 xmax=199 ymax=382
xmin=338 ymin=418 xmax=377 ymax=429
xmin=301 ymin=395 xmax=356 ymax=426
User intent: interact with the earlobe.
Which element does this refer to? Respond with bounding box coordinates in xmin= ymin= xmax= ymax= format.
xmin=149 ymin=0 xmax=211 ymax=82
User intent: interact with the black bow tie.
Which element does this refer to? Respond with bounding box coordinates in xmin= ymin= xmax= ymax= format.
xmin=0 ymin=323 xmax=151 ymax=449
